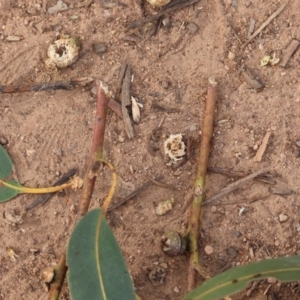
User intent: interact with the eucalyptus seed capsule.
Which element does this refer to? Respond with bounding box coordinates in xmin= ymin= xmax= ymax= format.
xmin=161 ymin=231 xmax=188 ymax=256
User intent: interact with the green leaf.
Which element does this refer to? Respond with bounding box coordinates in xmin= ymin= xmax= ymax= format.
xmin=0 ymin=145 xmax=13 ymax=179
xmin=67 ymin=208 xmax=135 ymax=300
xmin=182 ymin=256 xmax=300 ymax=300
xmin=0 ymin=179 xmax=21 ymax=203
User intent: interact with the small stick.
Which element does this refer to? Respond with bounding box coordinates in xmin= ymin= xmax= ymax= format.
xmin=107 ymin=176 xmax=163 ymax=212
xmin=47 ymin=255 xmax=68 ymax=300
xmin=240 ymin=67 xmax=264 ymax=91
xmin=174 ymin=82 xmax=181 ymax=103
xmin=0 ymin=77 xmax=93 ymax=94
xmin=203 ymin=168 xmax=270 ymax=205
xmin=242 ymin=3 xmax=288 ymax=48
xmin=129 ymin=0 xmax=199 ymax=29
xmin=79 ymin=82 xmax=109 ymax=215
xmin=187 ymin=78 xmax=217 ymax=291
xmin=26 ymin=168 xmax=78 ymax=211
xmin=121 ymin=66 xmax=134 ymax=139
xmin=253 ymin=132 xmax=271 ymax=162
xmin=279 ymin=39 xmax=300 ymax=68
xmin=115 ymin=61 xmax=128 ymax=100
xmin=108 ymin=98 xmax=123 ymax=119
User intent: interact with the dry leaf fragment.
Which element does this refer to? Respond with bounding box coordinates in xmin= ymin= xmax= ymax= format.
xmin=253 ymin=132 xmax=271 ymax=162
xmin=71 ymin=176 xmax=83 ymax=189
xmin=6 ymin=36 xmax=22 ymax=42
xmin=131 ymin=97 xmax=141 ymax=123
xmin=156 ymin=198 xmax=174 ymax=215
xmin=6 ymin=246 xmax=18 ymax=262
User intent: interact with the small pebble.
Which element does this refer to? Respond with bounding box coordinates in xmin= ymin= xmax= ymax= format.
xmin=279 ymin=213 xmax=288 ymax=223
xmin=226 ymin=247 xmax=237 ymax=258
xmin=228 ymin=51 xmax=235 ymax=60
xmin=0 ymin=136 xmax=8 ymax=145
xmin=189 ymin=125 xmax=197 ymax=132
xmin=204 ymin=245 xmax=213 ymax=255
xmin=232 ymin=230 xmax=241 ymax=238
xmin=161 ymin=80 xmax=169 ymax=89
xmin=53 ymin=148 xmax=63 ymax=156
xmin=118 ymin=135 xmax=125 ymax=143
xmin=296 ymin=141 xmax=300 ymax=148
xmin=94 ymin=43 xmax=107 ymax=55
xmin=187 ymin=22 xmax=199 ymax=34
xmin=267 ymin=277 xmax=277 ymax=284
xmin=294 ymin=149 xmax=300 ymax=158
xmin=162 ymin=17 xmax=171 ymax=28
xmin=274 ymin=240 xmax=280 ymax=247
xmin=210 ymin=206 xmax=217 ymax=213
xmin=174 ymin=286 xmax=180 ymax=293
xmin=160 ymin=262 xmax=168 ymax=269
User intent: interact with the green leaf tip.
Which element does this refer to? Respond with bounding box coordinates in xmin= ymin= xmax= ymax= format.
xmin=0 ymin=144 xmax=13 ymax=179
xmin=182 ymin=256 xmax=300 ymax=300
xmin=0 ymin=179 xmax=20 ymax=203
xmin=67 ymin=208 xmax=135 ymax=300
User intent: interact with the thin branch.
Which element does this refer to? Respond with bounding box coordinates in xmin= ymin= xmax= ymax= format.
xmin=79 ymin=82 xmax=109 ymax=216
xmin=0 ymin=77 xmax=93 ymax=93
xmin=203 ymin=168 xmax=270 ymax=205
xmin=47 ymin=255 xmax=68 ymax=300
xmin=187 ymin=78 xmax=217 ymax=291
xmin=242 ymin=3 xmax=287 ymax=48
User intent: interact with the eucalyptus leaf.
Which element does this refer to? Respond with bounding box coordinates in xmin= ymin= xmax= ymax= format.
xmin=67 ymin=208 xmax=135 ymax=300
xmin=182 ymin=256 xmax=300 ymax=300
xmin=0 ymin=179 xmax=20 ymax=203
xmin=0 ymin=145 xmax=13 ymax=179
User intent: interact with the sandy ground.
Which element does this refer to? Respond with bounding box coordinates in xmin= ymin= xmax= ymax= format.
xmin=1 ymin=0 xmax=300 ymax=299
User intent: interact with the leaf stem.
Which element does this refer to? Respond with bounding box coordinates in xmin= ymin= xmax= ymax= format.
xmin=79 ymin=81 xmax=109 ymax=216
xmin=0 ymin=179 xmax=73 ymax=194
xmin=187 ymin=78 xmax=217 ymax=291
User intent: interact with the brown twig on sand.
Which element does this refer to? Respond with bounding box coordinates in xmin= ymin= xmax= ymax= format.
xmin=47 ymin=81 xmax=112 ymax=300
xmin=279 ymin=39 xmax=300 ymax=68
xmin=203 ymin=168 xmax=270 ymax=205
xmin=187 ymin=78 xmax=218 ymax=291
xmin=129 ymin=0 xmax=199 ymax=29
xmin=121 ymin=66 xmax=134 ymax=139
xmin=0 ymin=77 xmax=93 ymax=94
xmin=242 ymin=3 xmax=287 ymax=48
xmin=79 ymin=82 xmax=109 ymax=215
xmin=47 ymin=255 xmax=68 ymax=300
xmin=253 ymin=132 xmax=271 ymax=162
xmin=240 ymin=67 xmax=264 ymax=91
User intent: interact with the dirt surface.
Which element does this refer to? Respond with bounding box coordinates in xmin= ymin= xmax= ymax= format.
xmin=1 ymin=0 xmax=300 ymax=299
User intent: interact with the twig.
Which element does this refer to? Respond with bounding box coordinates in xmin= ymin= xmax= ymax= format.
xmin=279 ymin=39 xmax=300 ymax=67
xmin=203 ymin=168 xmax=270 ymax=205
xmin=47 ymin=255 xmax=68 ymax=300
xmin=253 ymin=132 xmax=271 ymax=162
xmin=242 ymin=3 xmax=288 ymax=48
xmin=79 ymin=82 xmax=109 ymax=215
xmin=115 ymin=60 xmax=128 ymax=100
xmin=240 ymin=67 xmax=264 ymax=91
xmin=107 ymin=176 xmax=163 ymax=212
xmin=0 ymin=77 xmax=93 ymax=94
xmin=187 ymin=78 xmax=217 ymax=291
xmin=129 ymin=0 xmax=199 ymax=29
xmin=121 ymin=66 xmax=134 ymax=139
xmin=47 ymin=81 xmax=110 ymax=300
xmin=26 ymin=168 xmax=78 ymax=211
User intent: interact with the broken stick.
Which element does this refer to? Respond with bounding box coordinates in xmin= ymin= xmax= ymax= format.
xmin=0 ymin=77 xmax=93 ymax=94
xmin=242 ymin=3 xmax=288 ymax=48
xmin=203 ymin=168 xmax=270 ymax=205
xmin=187 ymin=78 xmax=218 ymax=291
